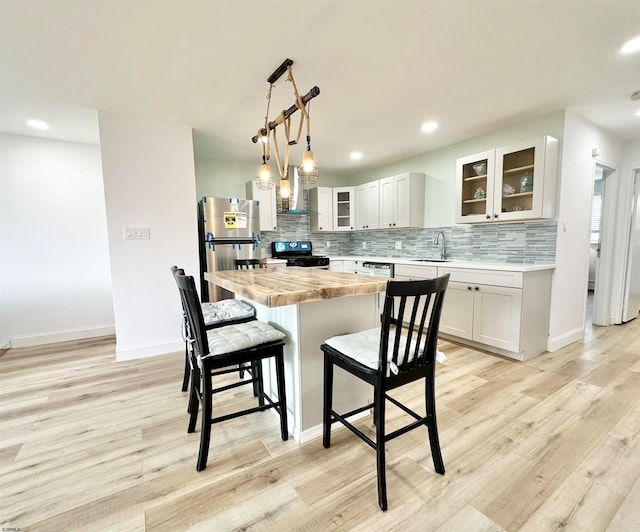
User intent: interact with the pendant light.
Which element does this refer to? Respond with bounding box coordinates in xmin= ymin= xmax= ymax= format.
xmin=251 ymin=58 xmax=320 ymax=192
xmin=255 ymin=85 xmax=275 ymax=190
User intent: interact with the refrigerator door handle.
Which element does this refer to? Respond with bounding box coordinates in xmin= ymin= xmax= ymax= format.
xmin=205 ymin=236 xmax=257 ymax=244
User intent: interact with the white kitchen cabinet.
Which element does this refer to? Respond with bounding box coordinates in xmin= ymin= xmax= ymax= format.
xmin=329 ymin=260 xmax=343 ymax=272
xmin=394 ymin=264 xmax=438 ymax=280
xmin=393 ymin=264 xmax=438 ymax=323
xmin=440 ymin=282 xmax=521 ymax=351
xmin=473 ymin=284 xmax=523 ymax=351
xmin=355 ymin=180 xmax=380 ymax=230
xmin=455 ymin=135 xmax=558 ymax=224
xmin=333 ymin=187 xmax=355 ymax=231
xmin=309 ymin=186 xmax=333 ymax=232
xmin=342 ymin=259 xmax=363 ymax=274
xmin=245 ymin=181 xmax=277 ymax=231
xmin=379 ymin=172 xmax=425 ymax=228
xmin=438 ymin=266 xmax=551 ymax=360
xmin=437 ymin=282 xmax=474 ymax=339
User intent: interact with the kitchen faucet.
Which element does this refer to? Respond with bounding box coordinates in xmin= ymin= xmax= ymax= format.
xmin=434 ymin=231 xmax=446 ymax=260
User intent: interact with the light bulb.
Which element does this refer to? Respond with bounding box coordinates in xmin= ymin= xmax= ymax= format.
xmin=27 ymin=119 xmax=49 ymax=130
xmin=621 ymin=35 xmax=640 ymax=54
xmin=302 ymin=150 xmax=315 ymax=172
xmin=280 ymin=179 xmax=291 ymax=198
xmin=259 ymin=163 xmax=271 ymax=181
xmin=421 ymin=121 xmax=439 ymax=133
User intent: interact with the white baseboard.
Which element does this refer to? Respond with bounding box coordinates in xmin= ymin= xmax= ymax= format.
xmin=10 ymin=325 xmax=116 ymax=348
xmin=115 ymin=340 xmax=183 ymax=361
xmin=296 ymin=410 xmax=370 ymax=444
xmin=547 ymin=327 xmax=584 ymax=352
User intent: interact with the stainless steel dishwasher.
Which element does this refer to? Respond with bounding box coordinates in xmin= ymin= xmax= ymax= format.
xmin=361 ymin=261 xmax=394 ymax=278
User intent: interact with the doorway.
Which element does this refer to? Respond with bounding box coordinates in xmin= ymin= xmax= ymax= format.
xmin=590 ymin=163 xmax=616 ymax=326
xmin=622 ymin=169 xmax=640 ymax=322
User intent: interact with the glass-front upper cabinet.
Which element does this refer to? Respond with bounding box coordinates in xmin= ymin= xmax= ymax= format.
xmin=333 ymin=186 xmax=355 ymax=231
xmin=455 ymin=136 xmax=558 ymax=224
xmin=456 ymin=150 xmax=496 ymax=224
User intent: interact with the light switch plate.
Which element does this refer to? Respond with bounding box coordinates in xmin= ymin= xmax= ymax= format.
xmin=124 ymin=226 xmax=151 ymax=240
xmin=395 ymin=241 xmax=402 ymax=250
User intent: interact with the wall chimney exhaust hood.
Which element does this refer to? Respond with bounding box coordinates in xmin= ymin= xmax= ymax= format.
xmin=277 ymin=167 xmax=311 ymax=214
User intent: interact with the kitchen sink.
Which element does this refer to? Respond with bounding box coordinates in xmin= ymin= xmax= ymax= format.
xmin=412 ymin=258 xmax=449 ymax=262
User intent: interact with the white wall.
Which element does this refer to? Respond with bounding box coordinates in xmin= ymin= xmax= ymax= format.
xmin=98 ymin=112 xmax=199 ymax=360
xmin=0 ymin=133 xmax=114 ymax=348
xmin=547 ymin=111 xmax=624 ymax=349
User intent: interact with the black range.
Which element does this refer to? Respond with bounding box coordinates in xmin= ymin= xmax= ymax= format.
xmin=271 ymin=241 xmax=330 ymax=268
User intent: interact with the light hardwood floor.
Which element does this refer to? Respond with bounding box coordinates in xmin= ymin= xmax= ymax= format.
xmin=1 ymin=319 xmax=639 ymax=531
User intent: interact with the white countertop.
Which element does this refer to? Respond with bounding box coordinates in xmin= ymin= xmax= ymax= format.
xmin=326 ymin=255 xmax=555 ymax=272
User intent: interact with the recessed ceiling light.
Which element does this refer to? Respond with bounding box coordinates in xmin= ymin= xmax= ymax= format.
xmin=421 ymin=121 xmax=438 ymax=133
xmin=621 ymin=35 xmax=640 ymax=54
xmin=27 ymin=119 xmax=49 ymax=130
xmin=350 ymin=151 xmax=363 ymax=161
xmin=636 ymin=109 xmax=640 ymax=117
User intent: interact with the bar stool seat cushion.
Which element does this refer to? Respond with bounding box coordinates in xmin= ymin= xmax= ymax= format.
xmin=203 ymin=321 xmax=286 ymax=358
xmin=325 ymin=327 xmax=422 ymax=373
xmin=201 ymin=300 xmax=255 ymax=326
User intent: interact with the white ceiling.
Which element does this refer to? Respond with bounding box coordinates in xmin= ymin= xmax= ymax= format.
xmin=1 ymin=0 xmax=639 ymax=174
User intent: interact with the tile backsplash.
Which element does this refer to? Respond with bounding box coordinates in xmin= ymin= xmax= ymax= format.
xmin=261 ymin=216 xmax=557 ymax=264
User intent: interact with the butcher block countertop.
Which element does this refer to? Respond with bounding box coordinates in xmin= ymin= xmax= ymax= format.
xmin=205 ymin=267 xmax=388 ymax=308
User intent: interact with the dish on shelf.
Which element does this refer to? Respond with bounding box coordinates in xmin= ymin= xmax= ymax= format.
xmin=503 ymin=184 xmax=515 ymax=195
xmin=473 ymin=187 xmax=486 ymax=199
xmin=520 ymin=173 xmax=533 ymax=192
xmin=472 ymin=162 xmax=487 ymax=175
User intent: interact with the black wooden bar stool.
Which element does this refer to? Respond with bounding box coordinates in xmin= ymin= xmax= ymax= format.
xmin=175 ymin=270 xmax=288 ymax=471
xmin=171 ymin=265 xmax=256 ymax=392
xmin=321 ymin=274 xmax=449 ymax=510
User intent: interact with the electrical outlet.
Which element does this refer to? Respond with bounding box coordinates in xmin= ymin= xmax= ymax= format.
xmin=326 ymin=241 xmax=331 ymax=248
xmin=395 ymin=241 xmax=402 ymax=250
xmin=362 ymin=241 xmax=367 ymax=249
xmin=124 ymin=226 xmax=151 ymax=240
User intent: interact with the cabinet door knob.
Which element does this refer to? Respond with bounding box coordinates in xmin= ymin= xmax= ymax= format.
xmin=486 ymin=215 xmax=491 ymax=219
xmin=467 ymin=285 xmax=472 ymax=291
xmin=493 ymin=214 xmax=499 ymax=219
xmin=475 ymin=285 xmax=480 ymax=291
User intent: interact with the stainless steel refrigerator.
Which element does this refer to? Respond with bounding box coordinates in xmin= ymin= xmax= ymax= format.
xmin=198 ymin=197 xmax=261 ymax=302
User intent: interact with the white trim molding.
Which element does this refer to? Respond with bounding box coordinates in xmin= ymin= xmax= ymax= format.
xmin=547 ymin=327 xmax=584 ymax=352
xmin=11 ymin=325 xmax=115 ymax=348
xmin=115 ymin=340 xmax=184 ymax=361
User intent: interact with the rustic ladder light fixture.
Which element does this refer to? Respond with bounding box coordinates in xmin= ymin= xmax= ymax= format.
xmin=252 ymin=58 xmax=320 ymax=195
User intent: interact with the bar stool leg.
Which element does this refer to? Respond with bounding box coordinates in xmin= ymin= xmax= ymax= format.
xmin=196 ymin=363 xmax=213 ymax=471
xmin=275 ymin=348 xmax=288 ymax=441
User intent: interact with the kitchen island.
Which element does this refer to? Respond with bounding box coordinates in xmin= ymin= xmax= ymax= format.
xmin=204 ymin=267 xmax=388 ymax=442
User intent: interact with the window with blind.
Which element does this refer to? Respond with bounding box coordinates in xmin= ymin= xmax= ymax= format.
xmin=591 ymin=178 xmax=603 ymax=245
